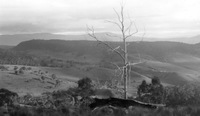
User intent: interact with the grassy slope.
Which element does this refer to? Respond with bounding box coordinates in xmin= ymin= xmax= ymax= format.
xmin=1 ymin=56 xmax=200 ymax=96
xmin=139 ymin=60 xmax=200 ymax=84
xmin=0 ymin=64 xmax=153 ymax=97
xmin=0 ymin=65 xmax=77 ymax=96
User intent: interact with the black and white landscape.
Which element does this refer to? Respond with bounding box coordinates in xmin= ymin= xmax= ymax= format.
xmin=0 ymin=0 xmax=200 ymax=116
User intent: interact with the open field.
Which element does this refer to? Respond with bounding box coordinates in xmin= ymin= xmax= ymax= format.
xmin=0 ymin=65 xmax=77 ymax=96
xmin=2 ymin=58 xmax=200 ymax=97
xmin=0 ymin=64 xmax=153 ymax=97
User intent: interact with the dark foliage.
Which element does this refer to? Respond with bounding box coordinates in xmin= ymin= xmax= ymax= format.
xmin=137 ymin=77 xmax=200 ymax=107
xmin=1 ymin=83 xmax=200 ymax=116
xmin=0 ymin=50 xmax=39 ymax=66
xmin=78 ymin=77 xmax=93 ymax=90
xmin=152 ymin=76 xmax=161 ymax=85
xmin=77 ymin=78 xmax=94 ymax=98
xmin=164 ymin=83 xmax=200 ymax=107
xmin=137 ymin=77 xmax=164 ymax=104
xmin=0 ymin=88 xmax=18 ymax=106
xmin=89 ymin=97 xmax=159 ymax=110
xmin=0 ymin=65 xmax=8 ymax=71
xmin=3 ymin=104 xmax=200 ymax=116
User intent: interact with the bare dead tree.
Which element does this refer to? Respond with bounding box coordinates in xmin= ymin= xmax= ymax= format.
xmin=87 ymin=4 xmax=144 ymax=99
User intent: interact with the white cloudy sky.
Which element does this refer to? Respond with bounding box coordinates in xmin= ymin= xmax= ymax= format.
xmin=0 ymin=0 xmax=200 ymax=39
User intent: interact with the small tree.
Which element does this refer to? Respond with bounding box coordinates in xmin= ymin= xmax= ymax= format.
xmin=137 ymin=80 xmax=149 ymax=98
xmin=14 ymin=66 xmax=18 ymax=71
xmin=78 ymin=77 xmax=93 ymax=90
xmin=19 ymin=69 xmax=24 ymax=74
xmin=152 ymin=76 xmax=161 ymax=85
xmin=52 ymin=74 xmax=57 ymax=80
xmin=77 ymin=77 xmax=94 ymax=97
xmin=137 ymin=77 xmax=164 ymax=104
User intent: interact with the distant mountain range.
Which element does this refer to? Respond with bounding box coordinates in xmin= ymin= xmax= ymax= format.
xmin=0 ymin=33 xmax=200 ymax=45
xmin=12 ymin=39 xmax=200 ymax=62
xmin=0 ymin=33 xmax=86 ymax=45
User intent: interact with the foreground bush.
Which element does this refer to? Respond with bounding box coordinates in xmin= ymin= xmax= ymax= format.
xmin=0 ymin=88 xmax=18 ymax=106
xmin=137 ymin=77 xmax=200 ymax=107
xmin=164 ymin=83 xmax=200 ymax=106
xmin=2 ymin=105 xmax=200 ymax=116
xmin=136 ymin=77 xmax=164 ymax=104
xmin=0 ymin=65 xmax=8 ymax=71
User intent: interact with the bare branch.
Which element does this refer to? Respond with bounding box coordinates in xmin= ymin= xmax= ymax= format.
xmin=106 ymin=33 xmax=122 ymax=39
xmin=105 ymin=20 xmax=122 ymax=30
xmin=110 ymin=62 xmax=123 ymax=76
xmin=109 ymin=43 xmax=125 ymax=54
xmin=110 ymin=62 xmax=122 ymax=70
xmin=87 ymin=26 xmax=125 ymax=62
xmin=128 ymin=61 xmax=146 ymax=66
xmin=140 ymin=26 xmax=146 ymax=42
xmin=113 ymin=8 xmax=122 ymax=23
xmin=112 ymin=46 xmax=120 ymax=51
xmin=132 ymin=21 xmax=139 ymax=34
xmin=125 ymin=21 xmax=138 ymax=39
xmin=121 ymin=5 xmax=124 ymax=25
xmin=125 ymin=21 xmax=133 ymax=33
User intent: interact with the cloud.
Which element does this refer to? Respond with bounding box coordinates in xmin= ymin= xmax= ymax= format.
xmin=0 ymin=0 xmax=200 ymax=39
xmin=0 ymin=23 xmax=42 ymax=34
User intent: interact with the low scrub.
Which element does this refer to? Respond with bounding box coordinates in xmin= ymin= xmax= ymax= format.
xmin=1 ymin=105 xmax=200 ymax=116
xmin=136 ymin=77 xmax=200 ymax=107
xmin=164 ymin=83 xmax=200 ymax=107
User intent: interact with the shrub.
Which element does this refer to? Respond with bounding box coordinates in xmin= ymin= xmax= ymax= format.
xmin=78 ymin=77 xmax=93 ymax=90
xmin=0 ymin=65 xmax=8 ymax=71
xmin=164 ymin=83 xmax=200 ymax=106
xmin=6 ymin=105 xmax=200 ymax=116
xmin=152 ymin=76 xmax=161 ymax=85
xmin=137 ymin=80 xmax=200 ymax=106
xmin=77 ymin=77 xmax=94 ymax=98
xmin=136 ymin=77 xmax=164 ymax=104
xmin=27 ymin=67 xmax=32 ymax=70
xmin=20 ymin=67 xmax=26 ymax=70
xmin=14 ymin=66 xmax=18 ymax=71
xmin=0 ymin=88 xmax=18 ymax=106
xmin=19 ymin=69 xmax=24 ymax=74
xmin=137 ymin=80 xmax=149 ymax=97
xmin=14 ymin=70 xmax=19 ymax=75
xmin=52 ymin=74 xmax=57 ymax=80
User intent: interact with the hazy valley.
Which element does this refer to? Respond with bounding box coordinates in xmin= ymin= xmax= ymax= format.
xmin=1 ymin=37 xmax=200 ymax=97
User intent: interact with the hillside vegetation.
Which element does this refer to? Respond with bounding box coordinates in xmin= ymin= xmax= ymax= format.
xmin=12 ymin=40 xmax=200 ymax=85
xmin=1 ymin=40 xmax=200 ymax=96
xmin=1 ymin=40 xmax=200 ymax=115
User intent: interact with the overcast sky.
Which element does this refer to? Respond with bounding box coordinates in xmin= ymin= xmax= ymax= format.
xmin=0 ymin=0 xmax=200 ymax=39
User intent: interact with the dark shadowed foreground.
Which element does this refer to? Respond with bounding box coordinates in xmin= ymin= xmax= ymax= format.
xmin=89 ymin=97 xmax=164 ymax=110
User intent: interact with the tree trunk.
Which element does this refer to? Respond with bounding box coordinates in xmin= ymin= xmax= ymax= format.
xmin=122 ymin=20 xmax=128 ymax=99
xmin=123 ymin=67 xmax=128 ymax=99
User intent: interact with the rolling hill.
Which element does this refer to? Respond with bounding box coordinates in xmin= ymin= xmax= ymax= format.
xmin=11 ymin=39 xmax=200 ymax=85
xmin=2 ymin=39 xmax=200 ymax=96
xmin=0 ymin=33 xmax=200 ymax=45
xmin=13 ymin=39 xmax=200 ymax=62
xmin=0 ymin=33 xmax=127 ymax=45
